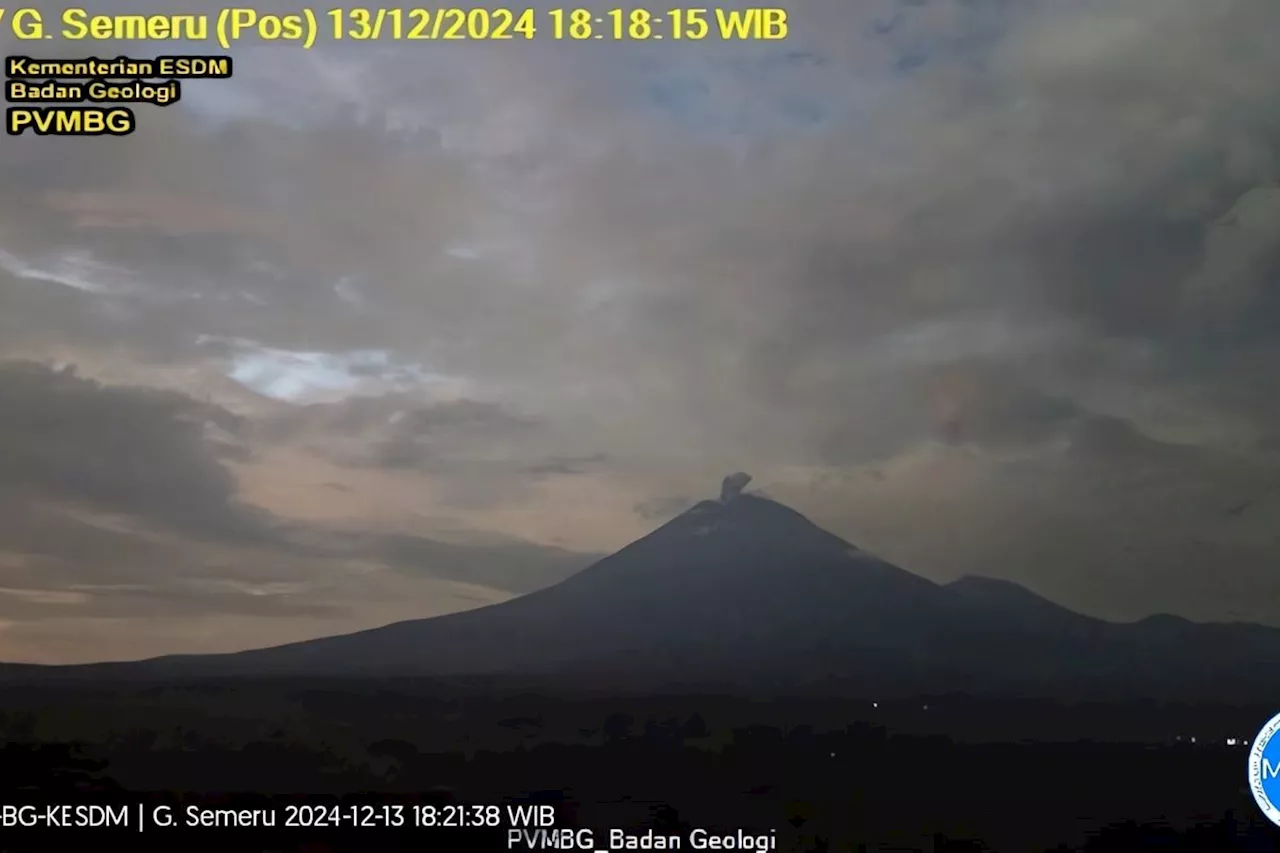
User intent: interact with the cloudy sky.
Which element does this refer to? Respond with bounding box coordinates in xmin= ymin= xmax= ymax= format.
xmin=1 ymin=0 xmax=1278 ymax=663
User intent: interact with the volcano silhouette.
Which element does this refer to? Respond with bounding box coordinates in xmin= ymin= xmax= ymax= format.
xmin=21 ymin=482 xmax=1280 ymax=701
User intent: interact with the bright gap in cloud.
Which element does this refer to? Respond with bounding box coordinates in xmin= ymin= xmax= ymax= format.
xmin=198 ymin=335 xmax=470 ymax=402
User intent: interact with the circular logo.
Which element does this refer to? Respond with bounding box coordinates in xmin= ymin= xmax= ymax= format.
xmin=1249 ymin=711 xmax=1280 ymax=827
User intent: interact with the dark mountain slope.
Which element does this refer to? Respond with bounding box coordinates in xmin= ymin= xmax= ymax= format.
xmin=12 ymin=484 xmax=1280 ymax=703
xmin=92 ymin=494 xmax=956 ymax=682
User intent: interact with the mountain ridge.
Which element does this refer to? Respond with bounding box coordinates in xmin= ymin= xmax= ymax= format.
xmin=6 ymin=484 xmax=1280 ymax=703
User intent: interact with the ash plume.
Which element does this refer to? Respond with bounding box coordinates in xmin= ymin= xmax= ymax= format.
xmin=719 ymin=472 xmax=752 ymax=503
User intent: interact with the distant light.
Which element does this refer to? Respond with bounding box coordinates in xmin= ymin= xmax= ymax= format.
xmin=1190 ymin=736 xmax=1197 ymax=744
xmin=922 ymin=705 xmax=929 ymax=711
xmin=1245 ymin=740 xmax=1250 ymax=746
xmin=829 ymin=752 xmax=836 ymax=758
xmin=872 ymin=702 xmax=878 ymax=709
xmin=1227 ymin=738 xmax=1238 ymax=746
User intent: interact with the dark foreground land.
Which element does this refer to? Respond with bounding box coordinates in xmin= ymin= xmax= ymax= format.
xmin=1 ymin=679 xmax=1278 ymax=852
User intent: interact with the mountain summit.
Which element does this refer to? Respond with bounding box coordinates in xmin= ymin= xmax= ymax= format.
xmin=25 ymin=478 xmax=1280 ymax=701
xmin=149 ymin=487 xmax=948 ymax=684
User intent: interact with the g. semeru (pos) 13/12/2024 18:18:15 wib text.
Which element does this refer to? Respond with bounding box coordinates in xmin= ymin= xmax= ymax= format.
xmin=2 ymin=7 xmax=786 ymax=136
xmin=0 ymin=7 xmax=789 ymax=45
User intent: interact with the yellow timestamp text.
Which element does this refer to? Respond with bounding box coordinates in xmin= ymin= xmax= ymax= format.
xmin=543 ymin=8 xmax=789 ymax=41
xmin=0 ymin=7 xmax=787 ymax=48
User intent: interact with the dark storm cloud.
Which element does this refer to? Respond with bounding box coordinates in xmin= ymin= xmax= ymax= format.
xmin=0 ymin=497 xmax=337 ymax=621
xmin=0 ymin=362 xmax=596 ymax=629
xmin=42 ymin=1 xmax=1262 ymax=445
xmin=0 ymin=361 xmax=270 ymax=541
xmin=550 ymin=0 xmax=1280 ymax=457
xmin=0 ymin=484 xmax=590 ymax=627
